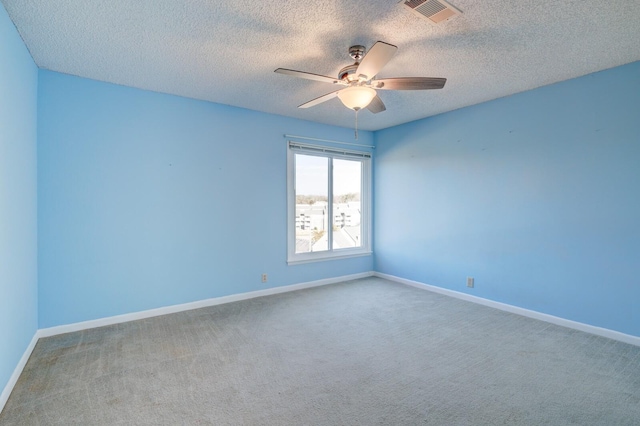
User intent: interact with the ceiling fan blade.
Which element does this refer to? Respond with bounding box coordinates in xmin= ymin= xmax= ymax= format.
xmin=355 ymin=41 xmax=398 ymax=80
xmin=298 ymin=90 xmax=341 ymax=108
xmin=366 ymin=95 xmax=386 ymax=114
xmin=373 ymin=77 xmax=447 ymax=90
xmin=275 ymin=68 xmax=337 ymax=84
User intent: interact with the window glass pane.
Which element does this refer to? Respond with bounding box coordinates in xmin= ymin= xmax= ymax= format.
xmin=294 ymin=154 xmax=329 ymax=253
xmin=332 ymin=158 xmax=362 ymax=249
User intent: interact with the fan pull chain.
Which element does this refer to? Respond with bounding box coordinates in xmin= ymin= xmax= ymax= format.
xmin=354 ymin=109 xmax=359 ymax=140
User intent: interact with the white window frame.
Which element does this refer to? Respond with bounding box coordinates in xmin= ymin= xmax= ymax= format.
xmin=287 ymin=141 xmax=372 ymax=264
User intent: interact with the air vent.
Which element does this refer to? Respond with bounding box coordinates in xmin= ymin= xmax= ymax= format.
xmin=401 ymin=0 xmax=462 ymax=25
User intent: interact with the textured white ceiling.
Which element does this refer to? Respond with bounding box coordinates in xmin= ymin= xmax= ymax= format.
xmin=3 ymin=0 xmax=640 ymax=131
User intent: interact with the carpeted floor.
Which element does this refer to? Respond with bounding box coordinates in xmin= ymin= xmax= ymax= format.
xmin=1 ymin=277 xmax=639 ymax=425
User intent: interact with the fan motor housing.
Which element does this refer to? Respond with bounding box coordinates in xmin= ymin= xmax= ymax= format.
xmin=338 ymin=64 xmax=359 ymax=81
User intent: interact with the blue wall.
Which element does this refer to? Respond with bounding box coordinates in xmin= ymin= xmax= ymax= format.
xmin=374 ymin=61 xmax=640 ymax=337
xmin=37 ymin=70 xmax=373 ymax=328
xmin=0 ymin=4 xmax=39 ymax=398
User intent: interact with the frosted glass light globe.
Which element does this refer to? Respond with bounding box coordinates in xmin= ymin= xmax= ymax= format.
xmin=338 ymin=86 xmax=376 ymax=110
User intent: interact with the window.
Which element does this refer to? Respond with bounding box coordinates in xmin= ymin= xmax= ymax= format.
xmin=287 ymin=141 xmax=371 ymax=264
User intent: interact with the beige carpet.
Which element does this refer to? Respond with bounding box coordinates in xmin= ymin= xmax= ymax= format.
xmin=1 ymin=277 xmax=639 ymax=425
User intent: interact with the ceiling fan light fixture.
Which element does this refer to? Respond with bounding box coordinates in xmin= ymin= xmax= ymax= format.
xmin=338 ymin=86 xmax=377 ymax=110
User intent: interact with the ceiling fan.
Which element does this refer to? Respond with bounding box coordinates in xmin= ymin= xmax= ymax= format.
xmin=274 ymin=41 xmax=447 ymax=114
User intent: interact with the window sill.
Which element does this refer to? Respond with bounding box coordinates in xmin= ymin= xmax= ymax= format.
xmin=287 ymin=250 xmax=373 ymax=265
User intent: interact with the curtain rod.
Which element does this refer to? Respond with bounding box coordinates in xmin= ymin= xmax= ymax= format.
xmin=283 ymin=134 xmax=375 ymax=149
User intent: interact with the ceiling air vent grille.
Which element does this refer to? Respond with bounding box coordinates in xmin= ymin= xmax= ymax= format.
xmin=401 ymin=0 xmax=462 ymax=25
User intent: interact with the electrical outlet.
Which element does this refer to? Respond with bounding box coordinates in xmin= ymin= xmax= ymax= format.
xmin=467 ymin=277 xmax=474 ymax=288
xmin=261 ymin=273 xmax=268 ymax=283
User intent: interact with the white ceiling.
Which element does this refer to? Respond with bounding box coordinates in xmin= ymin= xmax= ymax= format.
xmin=3 ymin=0 xmax=640 ymax=131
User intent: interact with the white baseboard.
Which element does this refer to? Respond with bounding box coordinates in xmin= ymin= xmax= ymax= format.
xmin=0 ymin=332 xmax=39 ymax=414
xmin=38 ymin=271 xmax=374 ymax=338
xmin=374 ymin=272 xmax=640 ymax=347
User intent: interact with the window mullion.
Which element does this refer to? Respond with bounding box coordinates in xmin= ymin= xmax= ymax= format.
xmin=327 ymin=157 xmax=333 ymax=252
